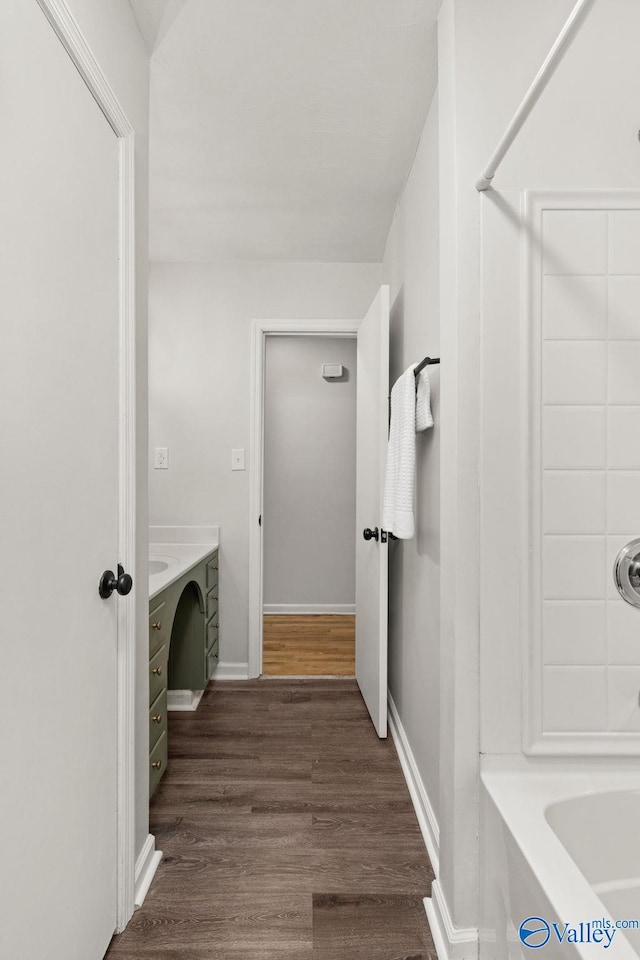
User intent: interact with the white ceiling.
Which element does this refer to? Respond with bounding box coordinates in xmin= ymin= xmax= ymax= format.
xmin=130 ymin=0 xmax=440 ymax=262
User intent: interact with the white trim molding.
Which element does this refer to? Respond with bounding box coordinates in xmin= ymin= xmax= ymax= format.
xmin=213 ymin=661 xmax=251 ymax=681
xmin=387 ymin=693 xmax=440 ymax=876
xmin=248 ymin=319 xmax=361 ymax=678
xmin=37 ymin=0 xmax=138 ymax=933
xmin=134 ymin=835 xmax=162 ymax=911
xmin=425 ymin=881 xmax=478 ymax=960
xmin=263 ymin=603 xmax=355 ymax=616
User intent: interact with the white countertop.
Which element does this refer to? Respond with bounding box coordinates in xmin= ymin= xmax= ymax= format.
xmin=148 ymin=525 xmax=219 ymax=600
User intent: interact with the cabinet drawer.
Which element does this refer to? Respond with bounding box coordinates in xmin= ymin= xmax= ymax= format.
xmin=149 ymin=731 xmax=167 ymax=797
xmin=206 ymin=591 xmax=218 ymax=622
xmin=206 ymin=555 xmax=219 ymax=590
xmin=206 ymin=641 xmax=219 ymax=680
xmin=149 ymin=644 xmax=167 ymax=706
xmin=149 ymin=602 xmax=167 ymax=659
xmin=206 ymin=617 xmax=219 ymax=653
xmin=149 ymin=688 xmax=167 ymax=751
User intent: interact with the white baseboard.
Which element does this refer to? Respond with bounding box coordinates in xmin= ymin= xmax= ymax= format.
xmin=263 ymin=604 xmax=355 ymax=615
xmin=387 ymin=691 xmax=440 ymax=876
xmin=424 ymin=882 xmax=478 ymax=960
xmin=134 ymin=834 xmax=162 ymax=910
xmin=213 ymin=661 xmax=250 ymax=680
xmin=167 ymin=689 xmax=204 ymax=711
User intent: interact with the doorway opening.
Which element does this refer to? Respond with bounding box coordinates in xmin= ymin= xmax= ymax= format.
xmin=249 ymin=289 xmax=389 ymax=736
xmin=248 ymin=320 xmax=361 ymax=679
xmin=261 ymin=333 xmax=357 ymax=676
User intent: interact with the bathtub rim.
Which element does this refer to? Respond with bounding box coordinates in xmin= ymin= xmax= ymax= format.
xmin=481 ymin=759 xmax=640 ymax=960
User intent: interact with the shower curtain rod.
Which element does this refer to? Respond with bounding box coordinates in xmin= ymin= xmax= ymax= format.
xmin=414 ymin=356 xmax=440 ymax=377
xmin=475 ymin=0 xmax=598 ymax=192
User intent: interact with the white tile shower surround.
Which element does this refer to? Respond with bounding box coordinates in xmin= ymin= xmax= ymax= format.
xmin=527 ymin=196 xmax=640 ymax=752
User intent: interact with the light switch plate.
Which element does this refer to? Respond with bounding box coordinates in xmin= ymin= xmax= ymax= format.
xmin=231 ymin=448 xmax=245 ymax=471
xmin=154 ymin=447 xmax=168 ymax=469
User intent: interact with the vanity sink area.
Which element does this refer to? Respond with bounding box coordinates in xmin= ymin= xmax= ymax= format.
xmin=147 ymin=525 xmax=220 ymax=796
xmin=149 ymin=532 xmax=218 ymax=599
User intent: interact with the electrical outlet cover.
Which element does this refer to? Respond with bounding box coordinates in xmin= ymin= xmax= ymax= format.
xmin=154 ymin=447 xmax=168 ymax=469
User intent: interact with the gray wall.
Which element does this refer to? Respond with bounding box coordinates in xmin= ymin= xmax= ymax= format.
xmin=382 ymin=92 xmax=440 ymax=825
xmin=263 ymin=336 xmax=357 ymax=609
xmin=148 ymin=261 xmax=381 ymax=670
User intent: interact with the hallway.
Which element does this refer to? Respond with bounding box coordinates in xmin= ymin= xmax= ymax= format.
xmin=107 ymin=679 xmax=435 ymax=958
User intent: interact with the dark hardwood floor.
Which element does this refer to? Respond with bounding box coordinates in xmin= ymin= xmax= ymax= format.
xmin=107 ymin=679 xmax=436 ymax=959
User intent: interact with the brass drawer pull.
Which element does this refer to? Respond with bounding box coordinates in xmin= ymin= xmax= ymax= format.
xmin=211 ymin=622 xmax=219 ymax=629
xmin=152 ymin=714 xmax=162 ymax=723
xmin=151 ymin=760 xmax=162 ymax=770
xmin=152 ymin=666 xmax=163 ymax=676
xmin=151 ymin=621 xmax=162 ymax=631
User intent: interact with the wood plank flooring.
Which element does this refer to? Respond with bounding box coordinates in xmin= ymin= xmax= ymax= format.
xmin=107 ymin=679 xmax=435 ymax=959
xmin=262 ymin=615 xmax=355 ymax=676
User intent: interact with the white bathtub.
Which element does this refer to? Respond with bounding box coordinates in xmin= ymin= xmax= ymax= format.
xmin=480 ymin=764 xmax=640 ymax=959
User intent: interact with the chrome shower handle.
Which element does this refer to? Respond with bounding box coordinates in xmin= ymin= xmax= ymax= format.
xmin=614 ymin=539 xmax=640 ymax=608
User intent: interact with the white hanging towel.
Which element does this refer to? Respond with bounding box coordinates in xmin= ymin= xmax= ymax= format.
xmin=382 ymin=364 xmax=434 ymax=539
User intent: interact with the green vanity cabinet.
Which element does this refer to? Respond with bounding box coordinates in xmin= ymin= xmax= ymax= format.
xmin=147 ymin=601 xmax=169 ymax=794
xmin=148 ymin=547 xmax=219 ymax=797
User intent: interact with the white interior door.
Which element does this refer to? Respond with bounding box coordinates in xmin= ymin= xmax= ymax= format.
xmin=0 ymin=3 xmax=122 ymax=958
xmin=355 ymin=286 xmax=390 ymax=737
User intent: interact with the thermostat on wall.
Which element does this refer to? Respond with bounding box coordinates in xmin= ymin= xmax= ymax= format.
xmin=322 ymin=363 xmax=343 ymax=379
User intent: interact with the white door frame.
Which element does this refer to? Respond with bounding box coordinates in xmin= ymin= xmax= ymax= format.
xmin=248 ymin=320 xmax=360 ymax=678
xmin=37 ymin=0 xmax=137 ymax=932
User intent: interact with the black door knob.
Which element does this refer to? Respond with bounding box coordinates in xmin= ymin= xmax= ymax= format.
xmin=363 ymin=527 xmax=379 ymax=542
xmin=99 ymin=563 xmax=133 ymax=599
